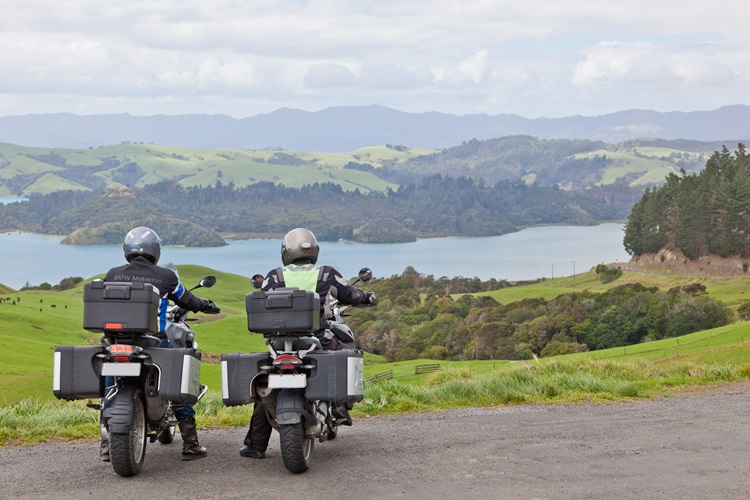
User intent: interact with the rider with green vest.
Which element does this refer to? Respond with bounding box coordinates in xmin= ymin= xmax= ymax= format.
xmin=239 ymin=227 xmax=377 ymax=459
xmin=262 ymin=227 xmax=376 ymax=349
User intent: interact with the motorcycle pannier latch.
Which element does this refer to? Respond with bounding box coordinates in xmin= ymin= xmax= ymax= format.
xmin=103 ymin=285 xmax=131 ymax=300
xmin=266 ymin=293 xmax=292 ymax=309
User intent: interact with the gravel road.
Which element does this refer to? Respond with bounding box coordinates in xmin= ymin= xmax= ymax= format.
xmin=2 ymin=385 xmax=750 ymax=499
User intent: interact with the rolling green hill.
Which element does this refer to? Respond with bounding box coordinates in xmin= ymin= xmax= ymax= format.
xmin=0 ymin=143 xmax=428 ymax=196
xmin=0 ymin=138 xmax=727 ymax=197
xmin=396 ymin=137 xmax=719 ymax=189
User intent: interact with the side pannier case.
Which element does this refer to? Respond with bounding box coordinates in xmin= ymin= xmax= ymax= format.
xmin=83 ymin=280 xmax=160 ymax=334
xmin=220 ymin=352 xmax=272 ymax=406
xmin=53 ymin=345 xmax=105 ymax=400
xmin=305 ymin=350 xmax=365 ymax=404
xmin=246 ymin=288 xmax=320 ymax=335
xmin=145 ymin=347 xmax=202 ymax=403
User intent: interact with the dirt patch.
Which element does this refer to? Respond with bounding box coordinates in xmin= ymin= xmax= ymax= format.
xmin=628 ymin=250 xmax=750 ymax=277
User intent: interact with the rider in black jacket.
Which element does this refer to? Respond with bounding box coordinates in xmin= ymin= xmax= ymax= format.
xmin=100 ymin=227 xmax=218 ymax=461
xmin=239 ymin=228 xmax=376 ymax=459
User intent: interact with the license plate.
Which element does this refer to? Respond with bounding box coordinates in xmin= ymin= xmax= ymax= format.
xmin=268 ymin=373 xmax=306 ymax=389
xmin=101 ymin=363 xmax=141 ymax=377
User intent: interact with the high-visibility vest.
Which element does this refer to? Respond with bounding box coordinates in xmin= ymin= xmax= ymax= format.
xmin=280 ymin=264 xmax=321 ymax=293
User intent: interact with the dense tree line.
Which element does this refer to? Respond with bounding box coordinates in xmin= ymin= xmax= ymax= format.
xmin=624 ymin=144 xmax=750 ymax=258
xmin=348 ymin=269 xmax=732 ymax=361
xmin=0 ymin=176 xmax=641 ymax=244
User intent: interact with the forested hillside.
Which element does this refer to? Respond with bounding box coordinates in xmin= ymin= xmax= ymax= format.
xmin=624 ymin=144 xmax=750 ymax=259
xmin=347 ymin=268 xmax=732 ymax=361
xmin=394 ymin=137 xmax=716 ymax=188
xmin=0 ymin=176 xmax=641 ymax=244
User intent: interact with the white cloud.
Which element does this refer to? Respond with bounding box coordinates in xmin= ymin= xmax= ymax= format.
xmin=573 ymin=41 xmax=737 ymax=88
xmin=304 ymin=63 xmax=359 ymax=89
xmin=1 ymin=0 xmax=750 ymax=117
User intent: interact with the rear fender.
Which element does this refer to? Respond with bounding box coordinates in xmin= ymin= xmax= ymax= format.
xmin=275 ymin=389 xmax=313 ymax=425
xmin=103 ymin=386 xmax=139 ymax=434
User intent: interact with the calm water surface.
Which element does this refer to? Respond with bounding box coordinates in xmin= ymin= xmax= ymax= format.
xmin=0 ymin=224 xmax=629 ymax=290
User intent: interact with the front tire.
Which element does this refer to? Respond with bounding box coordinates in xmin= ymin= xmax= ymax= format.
xmin=279 ymin=423 xmax=313 ymax=474
xmin=109 ymin=390 xmax=147 ymax=477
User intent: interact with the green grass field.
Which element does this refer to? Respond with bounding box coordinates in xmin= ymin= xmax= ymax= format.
xmin=0 ymin=143 xmax=431 ymax=196
xmin=572 ymin=149 xmax=679 ymax=186
xmin=4 ymin=266 xmax=750 ymax=444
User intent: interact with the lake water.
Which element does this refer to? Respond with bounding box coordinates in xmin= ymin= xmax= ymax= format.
xmin=0 ymin=224 xmax=630 ymax=290
xmin=0 ymin=197 xmax=28 ymax=205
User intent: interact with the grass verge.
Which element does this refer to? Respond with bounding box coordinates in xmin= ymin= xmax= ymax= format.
xmin=3 ymin=358 xmax=748 ymax=446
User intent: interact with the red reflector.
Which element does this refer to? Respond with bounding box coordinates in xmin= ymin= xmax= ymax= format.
xmin=108 ymin=345 xmax=134 ymax=362
xmin=105 ymin=323 xmax=123 ymax=330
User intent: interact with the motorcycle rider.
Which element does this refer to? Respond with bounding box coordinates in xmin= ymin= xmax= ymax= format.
xmin=100 ymin=226 xmax=218 ymax=461
xmin=239 ymin=227 xmax=377 ymax=459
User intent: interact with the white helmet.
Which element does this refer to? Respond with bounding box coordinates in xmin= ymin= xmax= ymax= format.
xmin=281 ymin=228 xmax=319 ymax=266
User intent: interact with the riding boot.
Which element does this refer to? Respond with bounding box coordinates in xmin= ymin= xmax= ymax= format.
xmin=332 ymin=405 xmax=353 ymax=426
xmin=178 ymin=416 xmax=207 ymax=460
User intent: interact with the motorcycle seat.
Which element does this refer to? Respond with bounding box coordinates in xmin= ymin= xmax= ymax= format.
xmin=270 ymin=337 xmax=318 ymax=351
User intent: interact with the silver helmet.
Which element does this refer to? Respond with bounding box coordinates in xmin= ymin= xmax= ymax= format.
xmin=123 ymin=226 xmax=161 ymax=264
xmin=281 ymin=228 xmax=319 ymax=266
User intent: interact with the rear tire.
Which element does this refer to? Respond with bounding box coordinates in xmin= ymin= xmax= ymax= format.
xmin=109 ymin=390 xmax=147 ymax=477
xmin=279 ymin=423 xmax=313 ymax=474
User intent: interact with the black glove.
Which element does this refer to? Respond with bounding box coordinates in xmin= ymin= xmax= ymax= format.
xmin=365 ymin=292 xmax=378 ymax=306
xmin=200 ymin=298 xmax=220 ymax=314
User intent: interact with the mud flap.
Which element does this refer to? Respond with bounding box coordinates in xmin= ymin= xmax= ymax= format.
xmin=103 ymin=387 xmax=137 ymax=434
xmin=276 ymin=389 xmax=313 ymax=425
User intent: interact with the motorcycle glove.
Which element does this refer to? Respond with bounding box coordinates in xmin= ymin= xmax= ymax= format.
xmin=200 ymin=298 xmax=220 ymax=313
xmin=365 ymin=292 xmax=378 ymax=305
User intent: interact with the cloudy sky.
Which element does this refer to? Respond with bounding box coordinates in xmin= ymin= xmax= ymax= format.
xmin=1 ymin=0 xmax=748 ymax=119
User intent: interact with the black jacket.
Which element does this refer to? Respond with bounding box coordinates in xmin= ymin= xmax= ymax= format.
xmin=105 ymin=256 xmax=204 ymax=332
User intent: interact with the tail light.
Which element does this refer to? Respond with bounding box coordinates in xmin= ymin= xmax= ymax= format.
xmin=273 ymin=354 xmax=302 ymax=370
xmin=109 ymin=344 xmax=134 ymax=362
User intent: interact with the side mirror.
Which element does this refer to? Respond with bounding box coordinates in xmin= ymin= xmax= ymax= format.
xmin=251 ymin=274 xmax=265 ymax=289
xmin=358 ymin=267 xmax=373 ymax=282
xmin=200 ymin=276 xmax=217 ymax=289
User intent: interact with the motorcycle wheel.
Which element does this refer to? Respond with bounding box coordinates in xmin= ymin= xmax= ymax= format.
xmin=157 ymin=424 xmax=175 ymax=444
xmin=279 ymin=423 xmax=313 ymax=474
xmin=109 ymin=390 xmax=147 ymax=477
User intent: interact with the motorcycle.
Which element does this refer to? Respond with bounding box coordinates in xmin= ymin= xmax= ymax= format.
xmin=221 ymin=267 xmax=376 ymax=473
xmin=53 ymin=274 xmax=219 ymax=477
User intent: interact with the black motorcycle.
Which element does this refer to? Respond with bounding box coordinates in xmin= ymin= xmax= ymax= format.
xmin=221 ymin=268 xmax=375 ymax=473
xmin=53 ymin=275 xmax=219 ymax=477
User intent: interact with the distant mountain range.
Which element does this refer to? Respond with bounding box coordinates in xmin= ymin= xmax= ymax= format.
xmin=1 ymin=105 xmax=750 ymax=152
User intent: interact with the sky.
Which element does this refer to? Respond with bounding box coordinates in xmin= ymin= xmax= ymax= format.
xmin=1 ymin=0 xmax=748 ymax=119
